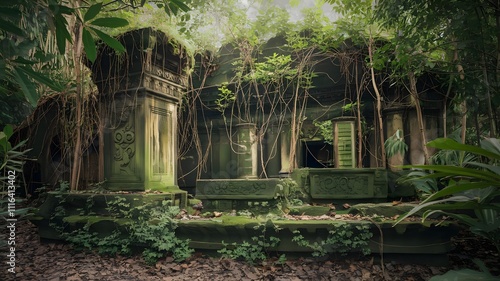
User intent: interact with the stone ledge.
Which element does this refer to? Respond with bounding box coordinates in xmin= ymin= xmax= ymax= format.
xmin=196 ymin=178 xmax=283 ymax=200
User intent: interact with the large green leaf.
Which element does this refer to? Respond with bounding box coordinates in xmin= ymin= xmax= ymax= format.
xmin=170 ymin=0 xmax=191 ymax=13
xmin=427 ymin=138 xmax=500 ymax=161
xmin=11 ymin=67 xmax=38 ymax=106
xmin=476 ymin=208 xmax=500 ymax=226
xmin=480 ymin=138 xmax=500 ymax=156
xmin=3 ymin=124 xmax=13 ymax=139
xmin=466 ymin=162 xmax=500 ymax=176
xmin=395 ymin=195 xmax=474 ymax=223
xmin=18 ymin=65 xmax=63 ymax=91
xmin=90 ymin=27 xmax=125 ymax=53
xmin=49 ymin=3 xmax=73 ymax=15
xmin=82 ymin=28 xmax=96 ymax=63
xmin=84 ymin=3 xmax=102 ymax=22
xmin=0 ymin=18 xmax=23 ymax=36
xmin=423 ymin=182 xmax=495 ymax=203
xmin=0 ymin=7 xmax=21 ymax=18
xmin=423 ymin=211 xmax=479 ymax=227
xmin=429 ymin=268 xmax=498 ymax=281
xmin=407 ymin=165 xmax=500 ymax=183
xmin=90 ymin=17 xmax=128 ymax=28
xmin=54 ymin=16 xmax=72 ymax=54
xmin=0 ymin=131 xmax=8 ymax=154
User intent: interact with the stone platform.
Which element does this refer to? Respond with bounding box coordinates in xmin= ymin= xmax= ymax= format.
xmin=30 ymin=192 xmax=460 ymax=265
xmin=31 ymin=191 xmax=187 ymax=240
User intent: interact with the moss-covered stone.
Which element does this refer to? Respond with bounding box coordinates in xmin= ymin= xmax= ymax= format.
xmin=31 ymin=191 xmax=186 ymax=240
xmin=291 ymin=168 xmax=388 ymax=202
xmin=348 ymin=203 xmax=423 ymax=217
xmin=288 ymin=205 xmax=331 ymax=216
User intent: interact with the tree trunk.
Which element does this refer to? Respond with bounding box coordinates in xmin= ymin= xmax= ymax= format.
xmin=70 ymin=5 xmax=83 ymax=191
xmin=355 ymin=61 xmax=363 ymax=168
xmin=495 ymin=0 xmax=500 ymax=136
xmin=443 ymin=75 xmax=453 ymax=138
xmin=368 ymin=37 xmax=386 ymax=167
xmin=460 ymin=101 xmax=467 ymax=144
xmin=408 ymin=71 xmax=429 ymax=164
xmin=98 ymin=101 xmax=104 ymax=182
xmin=481 ymin=52 xmax=497 ymax=137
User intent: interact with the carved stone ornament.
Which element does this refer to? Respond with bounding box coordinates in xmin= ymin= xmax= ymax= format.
xmin=312 ymin=175 xmax=368 ymax=196
xmin=204 ymin=181 xmax=268 ymax=195
xmin=145 ymin=64 xmax=188 ymax=87
xmin=113 ymin=110 xmax=136 ymax=174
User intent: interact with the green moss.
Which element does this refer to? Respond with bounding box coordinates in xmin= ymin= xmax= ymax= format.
xmin=289 ymin=205 xmax=330 ymax=216
xmin=63 ymin=215 xmax=131 ymax=225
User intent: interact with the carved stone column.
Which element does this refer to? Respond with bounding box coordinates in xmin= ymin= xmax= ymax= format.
xmin=279 ymin=126 xmax=291 ymax=176
xmin=332 ymin=117 xmax=356 ymax=168
xmin=235 ymin=123 xmax=258 ymax=179
xmin=91 ymin=28 xmax=188 ymax=194
xmin=408 ymin=111 xmax=425 ymax=165
xmin=385 ymin=108 xmax=405 ymax=170
xmin=215 ymin=127 xmax=232 ymax=179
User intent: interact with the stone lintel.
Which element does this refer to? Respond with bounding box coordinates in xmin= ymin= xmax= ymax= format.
xmin=196 ymin=178 xmax=282 ymax=200
xmin=294 ymin=168 xmax=388 ymax=199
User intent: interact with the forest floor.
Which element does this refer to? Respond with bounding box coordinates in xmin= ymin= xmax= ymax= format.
xmin=2 ymin=220 xmax=499 ymax=281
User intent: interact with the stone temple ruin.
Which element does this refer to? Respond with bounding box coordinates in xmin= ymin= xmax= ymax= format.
xmin=31 ymin=28 xmax=458 ymax=264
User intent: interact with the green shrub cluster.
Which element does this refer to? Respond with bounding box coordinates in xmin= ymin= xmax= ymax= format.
xmin=292 ymin=222 xmax=372 ymax=257
xmin=218 ymin=221 xmax=281 ymax=264
xmin=57 ymin=198 xmax=193 ymax=265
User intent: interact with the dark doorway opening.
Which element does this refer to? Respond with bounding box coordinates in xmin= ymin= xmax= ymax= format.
xmin=301 ymin=141 xmax=334 ymax=168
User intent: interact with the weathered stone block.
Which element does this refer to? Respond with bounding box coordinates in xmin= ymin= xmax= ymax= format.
xmin=195 ymin=179 xmax=283 ymax=200
xmin=293 ymin=168 xmax=388 ymax=200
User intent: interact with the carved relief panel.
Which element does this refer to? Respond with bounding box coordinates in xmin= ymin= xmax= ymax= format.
xmin=310 ymin=174 xmax=374 ymax=199
xmin=111 ymin=105 xmax=137 ymax=177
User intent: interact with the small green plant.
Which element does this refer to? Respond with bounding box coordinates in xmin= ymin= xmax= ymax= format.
xmin=313 ymin=120 xmax=333 ymax=145
xmin=218 ymin=221 xmax=281 ymax=264
xmin=215 ymin=83 xmax=236 ymax=112
xmin=55 ymin=180 xmax=70 ymax=192
xmin=275 ymin=178 xmax=305 ymax=211
xmin=63 ymin=226 xmax=131 ymax=256
xmin=129 ymin=202 xmax=193 ymax=264
xmin=58 ymin=198 xmax=193 ymax=265
xmin=292 ymin=222 xmax=372 ymax=257
xmin=398 ymin=170 xmax=439 ymax=199
xmin=104 ymin=196 xmax=130 ymax=215
xmin=384 ymin=129 xmax=408 ymax=158
xmin=341 ymin=102 xmax=359 ymax=113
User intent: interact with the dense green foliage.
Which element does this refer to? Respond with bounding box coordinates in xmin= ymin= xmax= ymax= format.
xmin=218 ymin=221 xmax=281 ymax=264
xmin=58 ymin=198 xmax=193 ymax=265
xmin=0 ymin=125 xmax=32 ymax=250
xmin=397 ymin=138 xmax=500 ymax=253
xmin=374 ymin=0 xmax=500 ymax=138
xmin=292 ymin=222 xmax=372 ymax=257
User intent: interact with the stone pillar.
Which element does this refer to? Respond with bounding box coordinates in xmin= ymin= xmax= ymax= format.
xmin=408 ymin=111 xmax=425 ymax=165
xmin=425 ymin=114 xmax=439 ymax=156
xmin=385 ymin=109 xmax=404 ymax=170
xmin=333 ymin=117 xmax=356 ymax=168
xmin=91 ymin=28 xmax=188 ymax=192
xmin=279 ymin=126 xmax=291 ymax=176
xmin=217 ymin=127 xmax=232 ymax=179
xmin=235 ymin=123 xmax=258 ymax=179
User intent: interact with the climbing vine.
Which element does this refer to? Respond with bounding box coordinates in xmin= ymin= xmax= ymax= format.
xmin=178 ymin=2 xmax=381 ymax=181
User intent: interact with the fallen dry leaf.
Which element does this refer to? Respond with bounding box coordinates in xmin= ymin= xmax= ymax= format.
xmin=391 ymin=200 xmax=402 ymax=206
